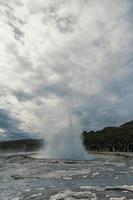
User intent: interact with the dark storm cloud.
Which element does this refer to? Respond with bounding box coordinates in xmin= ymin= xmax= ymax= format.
xmin=0 ymin=109 xmax=34 ymax=140
xmin=0 ymin=109 xmax=19 ymax=131
xmin=1 ymin=2 xmax=25 ymax=44
xmin=14 ymin=91 xmax=35 ymax=102
xmin=56 ymin=15 xmax=77 ymax=33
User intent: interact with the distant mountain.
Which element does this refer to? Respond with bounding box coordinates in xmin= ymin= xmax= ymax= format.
xmin=82 ymin=120 xmax=133 ymax=152
xmin=0 ymin=139 xmax=44 ymax=152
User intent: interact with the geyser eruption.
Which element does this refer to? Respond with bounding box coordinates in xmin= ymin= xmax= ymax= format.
xmin=41 ymin=102 xmax=90 ymax=160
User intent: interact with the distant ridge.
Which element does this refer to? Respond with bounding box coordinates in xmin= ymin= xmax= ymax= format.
xmin=0 ymin=139 xmax=44 ymax=153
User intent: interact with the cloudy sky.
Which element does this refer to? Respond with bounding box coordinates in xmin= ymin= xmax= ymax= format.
xmin=0 ymin=0 xmax=133 ymax=140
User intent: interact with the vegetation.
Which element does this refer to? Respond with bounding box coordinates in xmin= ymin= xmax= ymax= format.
xmin=82 ymin=121 xmax=133 ymax=152
xmin=0 ymin=139 xmax=44 ymax=152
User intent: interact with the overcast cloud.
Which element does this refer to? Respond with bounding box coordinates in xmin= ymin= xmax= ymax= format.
xmin=0 ymin=0 xmax=133 ymax=140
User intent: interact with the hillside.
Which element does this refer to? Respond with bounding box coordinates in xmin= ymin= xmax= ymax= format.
xmin=82 ymin=121 xmax=133 ymax=152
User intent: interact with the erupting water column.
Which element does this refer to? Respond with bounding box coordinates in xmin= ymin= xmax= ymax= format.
xmin=36 ymin=102 xmax=91 ymax=160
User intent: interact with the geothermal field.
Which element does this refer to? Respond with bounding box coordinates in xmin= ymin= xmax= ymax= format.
xmin=0 ymin=153 xmax=133 ymax=200
xmin=0 ymin=0 xmax=133 ymax=199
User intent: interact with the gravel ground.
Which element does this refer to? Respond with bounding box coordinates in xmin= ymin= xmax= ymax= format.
xmin=0 ymin=153 xmax=133 ymax=200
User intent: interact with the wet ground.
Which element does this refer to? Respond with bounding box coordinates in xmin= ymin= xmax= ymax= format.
xmin=0 ymin=153 xmax=133 ymax=200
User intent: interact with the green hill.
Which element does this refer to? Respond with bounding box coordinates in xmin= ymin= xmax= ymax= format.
xmin=82 ymin=121 xmax=133 ymax=152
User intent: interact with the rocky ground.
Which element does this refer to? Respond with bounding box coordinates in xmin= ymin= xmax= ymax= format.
xmin=0 ymin=153 xmax=133 ymax=200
